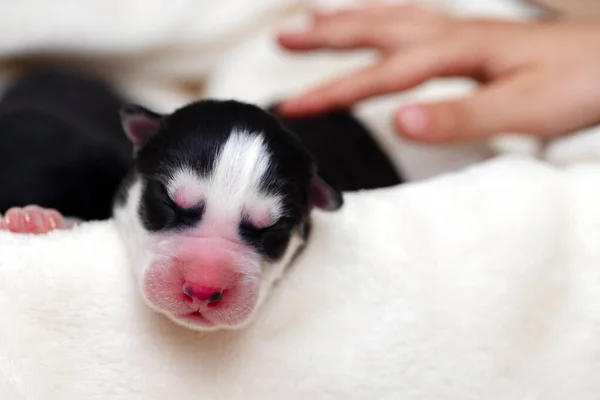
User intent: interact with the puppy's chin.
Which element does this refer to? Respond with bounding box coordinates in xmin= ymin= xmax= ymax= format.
xmin=166 ymin=309 xmax=257 ymax=332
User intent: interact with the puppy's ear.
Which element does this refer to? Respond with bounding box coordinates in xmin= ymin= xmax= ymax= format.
xmin=309 ymin=173 xmax=343 ymax=211
xmin=120 ymin=104 xmax=163 ymax=154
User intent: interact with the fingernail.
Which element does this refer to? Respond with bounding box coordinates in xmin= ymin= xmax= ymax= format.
xmin=278 ymin=31 xmax=307 ymax=38
xmin=280 ymin=15 xmax=317 ymax=36
xmin=282 ymin=96 xmax=302 ymax=107
xmin=279 ymin=94 xmax=318 ymax=114
xmin=277 ymin=99 xmax=299 ymax=114
xmin=398 ymin=105 xmax=430 ymax=138
xmin=278 ymin=21 xmax=314 ymax=37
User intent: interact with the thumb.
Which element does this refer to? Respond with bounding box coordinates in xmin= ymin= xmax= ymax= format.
xmin=394 ymin=101 xmax=482 ymax=143
xmin=394 ymin=73 xmax=543 ymax=143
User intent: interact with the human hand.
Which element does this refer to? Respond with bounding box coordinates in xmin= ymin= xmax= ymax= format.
xmin=276 ymin=5 xmax=600 ymax=143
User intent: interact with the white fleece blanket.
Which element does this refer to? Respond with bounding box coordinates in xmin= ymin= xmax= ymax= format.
xmin=3 ymin=0 xmax=600 ymax=398
xmin=2 ymin=154 xmax=600 ymax=399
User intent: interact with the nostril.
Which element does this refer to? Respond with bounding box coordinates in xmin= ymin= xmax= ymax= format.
xmin=208 ymin=292 xmax=223 ymax=304
xmin=183 ymin=285 xmax=193 ymax=299
xmin=183 ymin=283 xmax=223 ymax=303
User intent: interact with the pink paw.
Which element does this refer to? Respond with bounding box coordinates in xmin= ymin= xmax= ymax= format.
xmin=0 ymin=206 xmax=72 ymax=234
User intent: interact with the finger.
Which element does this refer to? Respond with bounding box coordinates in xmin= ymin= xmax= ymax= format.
xmin=277 ymin=19 xmax=391 ymax=52
xmin=394 ymin=70 xmax=550 ymax=143
xmin=277 ymin=4 xmax=442 ymax=52
xmin=310 ymin=3 xmax=421 ymax=27
xmin=278 ymin=39 xmax=483 ymax=117
xmin=310 ymin=6 xmax=365 ymax=21
xmin=312 ymin=3 xmax=400 ymax=19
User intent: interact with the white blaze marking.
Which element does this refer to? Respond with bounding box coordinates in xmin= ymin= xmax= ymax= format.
xmin=166 ymin=130 xmax=283 ymax=228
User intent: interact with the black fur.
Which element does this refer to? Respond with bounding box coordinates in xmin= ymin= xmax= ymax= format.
xmin=1 ymin=67 xmax=131 ymax=155
xmin=0 ymin=67 xmax=131 ymax=220
xmin=267 ymin=105 xmax=404 ymax=191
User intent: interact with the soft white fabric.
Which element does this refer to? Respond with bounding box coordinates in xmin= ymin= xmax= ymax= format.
xmin=2 ymin=154 xmax=600 ymax=399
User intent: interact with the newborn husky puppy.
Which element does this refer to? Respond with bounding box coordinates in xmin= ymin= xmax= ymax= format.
xmin=0 ymin=68 xmax=401 ymax=332
xmin=115 ymin=100 xmax=343 ymax=331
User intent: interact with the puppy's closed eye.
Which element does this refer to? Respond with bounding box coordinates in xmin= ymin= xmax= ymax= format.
xmin=239 ymin=218 xmax=294 ymax=260
xmin=141 ymin=178 xmax=204 ymax=231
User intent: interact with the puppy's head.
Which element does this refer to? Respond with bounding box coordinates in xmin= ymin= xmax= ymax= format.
xmin=113 ymin=100 xmax=342 ymax=331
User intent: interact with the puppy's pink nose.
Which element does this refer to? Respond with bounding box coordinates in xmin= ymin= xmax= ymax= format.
xmin=183 ymin=283 xmax=223 ymax=304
